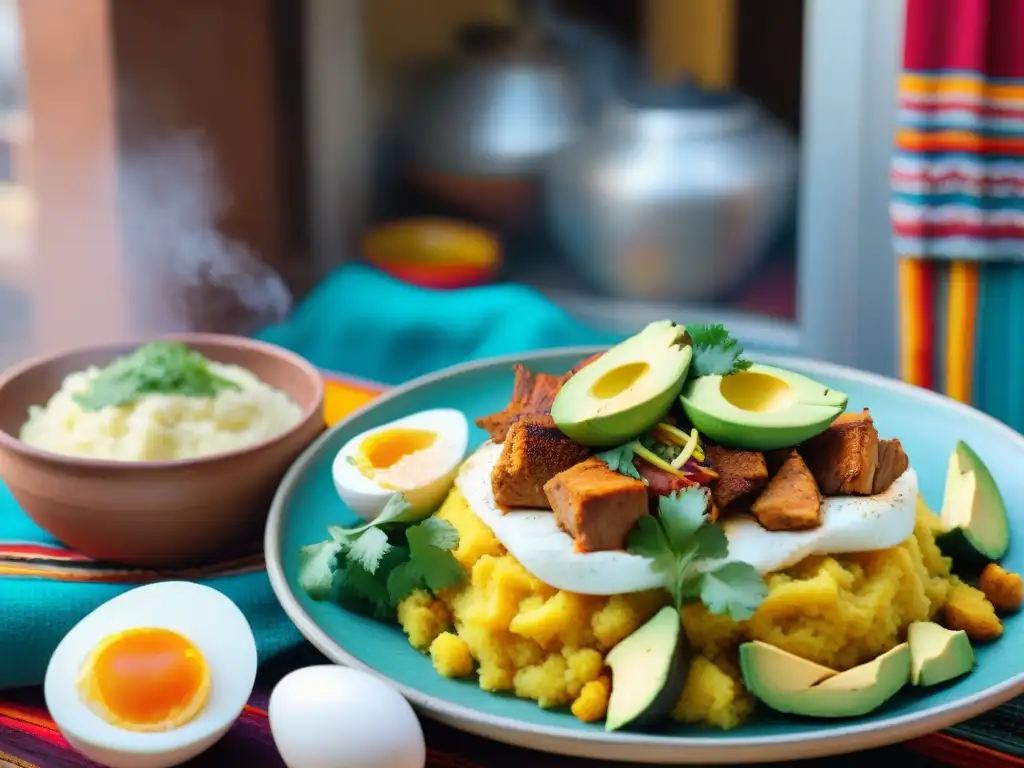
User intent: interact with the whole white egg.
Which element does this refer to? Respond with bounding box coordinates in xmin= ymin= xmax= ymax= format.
xmin=44 ymin=581 xmax=257 ymax=768
xmin=268 ymin=665 xmax=425 ymax=768
xmin=332 ymin=408 xmax=469 ymax=522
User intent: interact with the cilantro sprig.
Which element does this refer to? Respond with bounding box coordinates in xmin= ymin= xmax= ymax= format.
xmin=685 ymin=323 xmax=752 ymax=379
xmin=594 ymin=443 xmax=643 ymax=480
xmin=73 ymin=341 xmax=240 ymax=411
xmin=628 ymin=487 xmax=767 ymax=621
xmin=298 ymin=494 xmax=465 ymax=618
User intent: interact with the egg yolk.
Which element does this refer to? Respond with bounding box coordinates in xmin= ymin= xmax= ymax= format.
xmin=77 ymin=627 xmax=211 ymax=732
xmin=358 ymin=428 xmax=437 ymax=473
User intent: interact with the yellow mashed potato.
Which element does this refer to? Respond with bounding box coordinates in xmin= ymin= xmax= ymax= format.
xmin=398 ymin=489 xmax=1000 ymax=730
xmin=20 ymin=362 xmax=302 ymax=461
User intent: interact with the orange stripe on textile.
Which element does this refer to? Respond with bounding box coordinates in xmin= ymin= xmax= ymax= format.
xmin=945 ymin=261 xmax=980 ymax=403
xmin=899 ymin=259 xmax=936 ymax=389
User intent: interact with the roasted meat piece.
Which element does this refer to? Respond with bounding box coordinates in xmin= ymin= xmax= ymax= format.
xmin=475 ymin=364 xmax=572 ymax=443
xmin=635 ymin=461 xmax=694 ymax=498
xmin=872 ymin=438 xmax=910 ymax=494
xmin=800 ymin=409 xmax=879 ymax=495
xmin=750 ymin=450 xmax=822 ymax=531
xmin=704 ymin=445 xmax=769 ymax=512
xmin=543 ymin=457 xmax=649 ymax=553
xmin=491 ymin=415 xmax=591 ymax=509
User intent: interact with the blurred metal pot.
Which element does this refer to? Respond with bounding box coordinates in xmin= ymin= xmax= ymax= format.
xmin=544 ymin=80 xmax=798 ymax=302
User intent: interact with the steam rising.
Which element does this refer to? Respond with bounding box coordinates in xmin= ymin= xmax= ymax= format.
xmin=118 ymin=131 xmax=293 ymax=335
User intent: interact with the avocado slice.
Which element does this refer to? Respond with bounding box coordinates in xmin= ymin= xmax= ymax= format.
xmin=552 ymin=321 xmax=692 ymax=448
xmin=935 ymin=441 xmax=1010 ymax=569
xmin=907 ymin=621 xmax=975 ymax=687
xmin=679 ymin=364 xmax=848 ymax=451
xmin=740 ymin=641 xmax=910 ymax=718
xmin=604 ymin=606 xmax=688 ymax=731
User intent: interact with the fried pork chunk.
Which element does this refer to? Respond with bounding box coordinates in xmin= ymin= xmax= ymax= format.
xmin=543 ymin=457 xmax=649 ymax=553
xmin=800 ymin=408 xmax=908 ymax=496
xmin=750 ymin=450 xmax=822 ymax=531
xmin=704 ymin=445 xmax=769 ymax=512
xmin=475 ymin=364 xmax=571 ymax=443
xmin=490 ymin=415 xmax=591 ymax=509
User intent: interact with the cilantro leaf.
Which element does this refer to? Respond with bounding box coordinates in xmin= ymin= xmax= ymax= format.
xmin=334 ymin=556 xmax=394 ymax=618
xmin=328 ymin=494 xmax=414 ymax=546
xmin=692 ymin=522 xmax=729 ymax=560
xmin=698 ymin=561 xmax=768 ymax=621
xmin=686 ymin=324 xmax=752 ymax=378
xmin=407 ymin=518 xmax=464 ymax=593
xmin=658 ymin=487 xmax=710 ymax=551
xmin=626 ymin=516 xmax=674 ymax=569
xmin=386 ymin=561 xmax=426 ymax=605
xmin=298 ymin=540 xmax=341 ymax=601
xmin=346 ymin=527 xmax=391 ymax=574
xmin=73 ymin=341 xmax=240 ymax=411
xmin=332 ymin=545 xmax=409 ymax=619
xmin=595 ymin=443 xmax=644 ymax=480
xmin=384 ymin=518 xmax=466 ymax=605
xmin=627 ymin=484 xmax=766 ymax=619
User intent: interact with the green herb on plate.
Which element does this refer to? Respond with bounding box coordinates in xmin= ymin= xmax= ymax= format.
xmin=627 ymin=486 xmax=767 ymax=621
xmin=73 ymin=341 xmax=240 ymax=411
xmin=685 ymin=324 xmax=752 ymax=379
xmin=594 ymin=442 xmax=644 ymax=480
xmin=299 ymin=493 xmax=465 ymax=619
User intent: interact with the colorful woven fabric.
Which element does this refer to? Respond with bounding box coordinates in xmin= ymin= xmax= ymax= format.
xmin=895 ymin=0 xmax=1024 ymax=429
xmin=892 ymin=0 xmax=1024 ymax=260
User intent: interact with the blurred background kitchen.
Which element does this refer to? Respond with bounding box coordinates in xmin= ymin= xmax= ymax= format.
xmin=0 ymin=0 xmax=903 ymax=375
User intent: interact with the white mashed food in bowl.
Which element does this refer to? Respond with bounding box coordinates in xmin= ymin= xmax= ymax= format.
xmin=19 ymin=360 xmax=304 ymax=462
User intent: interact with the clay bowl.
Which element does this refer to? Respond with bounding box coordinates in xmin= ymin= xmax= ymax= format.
xmin=0 ymin=333 xmax=325 ymax=568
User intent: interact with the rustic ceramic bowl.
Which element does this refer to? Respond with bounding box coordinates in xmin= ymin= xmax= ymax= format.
xmin=0 ymin=333 xmax=324 ymax=567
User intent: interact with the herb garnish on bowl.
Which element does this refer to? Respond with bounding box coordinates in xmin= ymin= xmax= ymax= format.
xmin=73 ymin=341 xmax=241 ymax=411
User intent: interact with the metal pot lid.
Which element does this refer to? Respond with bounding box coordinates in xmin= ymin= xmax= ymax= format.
xmin=609 ymin=78 xmax=761 ymax=137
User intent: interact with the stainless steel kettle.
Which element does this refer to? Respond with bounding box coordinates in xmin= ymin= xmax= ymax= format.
xmin=405 ymin=0 xmax=627 ymax=228
xmin=545 ymin=80 xmax=798 ymax=302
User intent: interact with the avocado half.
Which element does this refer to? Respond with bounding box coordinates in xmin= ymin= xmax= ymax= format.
xmin=935 ymin=441 xmax=1010 ymax=570
xmin=552 ymin=321 xmax=692 ymax=448
xmin=604 ymin=606 xmax=688 ymax=731
xmin=679 ymin=363 xmax=848 ymax=451
xmin=908 ymin=621 xmax=975 ymax=687
xmin=739 ymin=641 xmax=911 ymax=718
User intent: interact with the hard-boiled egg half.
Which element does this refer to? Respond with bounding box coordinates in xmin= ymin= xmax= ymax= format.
xmin=456 ymin=441 xmax=919 ymax=595
xmin=332 ymin=408 xmax=469 ymax=522
xmin=44 ymin=581 xmax=257 ymax=768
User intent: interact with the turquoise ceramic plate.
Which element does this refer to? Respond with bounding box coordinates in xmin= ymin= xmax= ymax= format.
xmin=265 ymin=349 xmax=1024 ymax=764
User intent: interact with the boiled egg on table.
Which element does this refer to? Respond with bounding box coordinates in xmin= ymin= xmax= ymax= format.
xmin=332 ymin=408 xmax=469 ymax=522
xmin=269 ymin=665 xmax=425 ymax=768
xmin=456 ymin=441 xmax=919 ymax=595
xmin=44 ymin=581 xmax=257 ymax=768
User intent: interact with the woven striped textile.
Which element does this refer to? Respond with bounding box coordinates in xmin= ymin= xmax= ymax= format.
xmin=894 ymin=0 xmax=1024 ymax=434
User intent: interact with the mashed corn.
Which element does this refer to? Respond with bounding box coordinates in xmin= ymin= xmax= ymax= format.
xmin=19 ymin=362 xmax=302 ymax=461
xmin=398 ymin=491 xmax=997 ymax=730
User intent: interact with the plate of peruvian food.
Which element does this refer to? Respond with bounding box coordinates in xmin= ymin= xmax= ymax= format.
xmin=265 ymin=321 xmax=1024 ymax=764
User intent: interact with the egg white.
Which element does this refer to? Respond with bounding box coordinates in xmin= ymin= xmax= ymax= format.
xmin=455 ymin=441 xmax=919 ymax=595
xmin=332 ymin=408 xmax=469 ymax=523
xmin=44 ymin=581 xmax=257 ymax=768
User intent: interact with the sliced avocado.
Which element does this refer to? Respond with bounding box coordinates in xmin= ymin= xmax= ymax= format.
xmin=907 ymin=621 xmax=974 ymax=687
xmin=740 ymin=641 xmax=910 ymax=718
xmin=552 ymin=321 xmax=692 ymax=448
xmin=604 ymin=606 xmax=688 ymax=731
xmin=679 ymin=364 xmax=847 ymax=451
xmin=738 ymin=641 xmax=838 ymax=693
xmin=935 ymin=441 xmax=1010 ymax=569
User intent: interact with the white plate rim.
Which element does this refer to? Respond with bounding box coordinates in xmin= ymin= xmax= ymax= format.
xmin=264 ymin=347 xmax=1024 ymax=764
